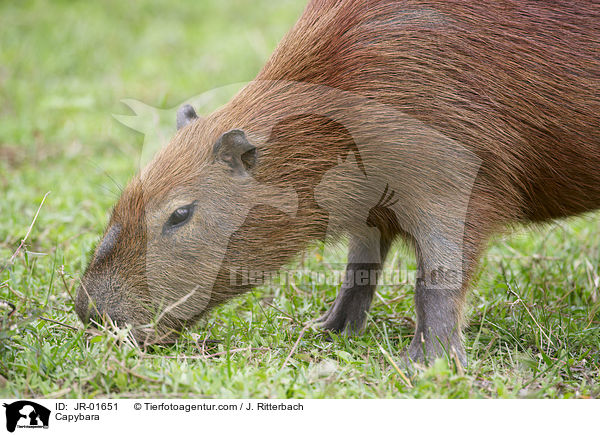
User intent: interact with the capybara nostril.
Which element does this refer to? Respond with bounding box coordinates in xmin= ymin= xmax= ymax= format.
xmin=74 ymin=293 xmax=104 ymax=327
xmin=74 ymin=286 xmax=93 ymax=325
xmin=74 ymin=280 xmax=129 ymax=329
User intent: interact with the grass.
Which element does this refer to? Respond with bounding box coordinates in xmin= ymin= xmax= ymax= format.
xmin=1 ymin=0 xmax=599 ymax=399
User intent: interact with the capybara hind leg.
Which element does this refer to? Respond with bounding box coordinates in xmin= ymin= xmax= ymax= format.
xmin=320 ymin=231 xmax=390 ymax=335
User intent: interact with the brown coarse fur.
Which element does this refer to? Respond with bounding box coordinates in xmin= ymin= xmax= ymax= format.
xmin=76 ymin=0 xmax=599 ymax=364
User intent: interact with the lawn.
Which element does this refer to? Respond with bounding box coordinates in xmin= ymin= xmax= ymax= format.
xmin=1 ymin=0 xmax=598 ymax=399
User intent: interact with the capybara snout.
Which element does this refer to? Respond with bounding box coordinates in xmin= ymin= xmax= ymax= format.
xmin=75 ymin=217 xmax=155 ymax=338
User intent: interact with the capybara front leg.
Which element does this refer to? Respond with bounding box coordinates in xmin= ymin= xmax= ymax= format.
xmin=408 ymin=242 xmax=469 ymax=366
xmin=408 ymin=282 xmax=466 ymax=366
xmin=319 ymin=231 xmax=390 ymax=335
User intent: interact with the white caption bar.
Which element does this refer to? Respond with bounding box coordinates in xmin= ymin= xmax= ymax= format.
xmin=0 ymin=399 xmax=595 ymax=434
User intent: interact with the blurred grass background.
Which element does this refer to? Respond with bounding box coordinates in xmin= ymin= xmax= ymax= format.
xmin=1 ymin=0 xmax=598 ymax=398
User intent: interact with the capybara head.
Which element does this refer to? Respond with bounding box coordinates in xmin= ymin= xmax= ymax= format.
xmin=75 ymin=106 xmax=303 ymax=343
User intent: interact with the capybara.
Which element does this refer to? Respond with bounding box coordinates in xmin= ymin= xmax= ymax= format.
xmin=76 ymin=0 xmax=600 ymax=365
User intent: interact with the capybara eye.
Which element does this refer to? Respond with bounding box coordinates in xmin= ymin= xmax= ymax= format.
xmin=165 ymin=203 xmax=194 ymax=229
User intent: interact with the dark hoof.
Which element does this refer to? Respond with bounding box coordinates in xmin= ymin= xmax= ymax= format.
xmin=408 ymin=334 xmax=467 ymax=368
xmin=317 ymin=304 xmax=366 ymax=336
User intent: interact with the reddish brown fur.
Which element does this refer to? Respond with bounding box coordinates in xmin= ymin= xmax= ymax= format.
xmin=77 ymin=0 xmax=599 ymax=362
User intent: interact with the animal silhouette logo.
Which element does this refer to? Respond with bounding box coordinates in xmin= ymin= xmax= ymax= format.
xmin=3 ymin=401 xmax=50 ymax=432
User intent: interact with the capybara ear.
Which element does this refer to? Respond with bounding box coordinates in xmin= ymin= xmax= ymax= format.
xmin=176 ymin=104 xmax=198 ymax=130
xmin=213 ymin=129 xmax=257 ymax=175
